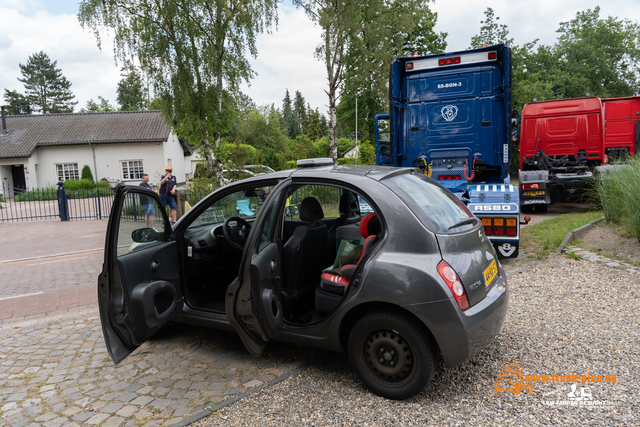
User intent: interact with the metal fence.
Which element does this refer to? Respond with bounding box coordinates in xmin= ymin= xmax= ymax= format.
xmin=0 ymin=183 xmax=116 ymax=223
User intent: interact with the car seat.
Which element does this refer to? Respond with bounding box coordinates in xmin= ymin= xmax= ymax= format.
xmin=315 ymin=212 xmax=380 ymax=313
xmin=282 ymin=197 xmax=328 ymax=307
xmin=324 ymin=191 xmax=361 ymax=266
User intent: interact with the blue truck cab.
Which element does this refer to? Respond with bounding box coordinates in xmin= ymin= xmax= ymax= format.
xmin=375 ymin=44 xmax=524 ymax=258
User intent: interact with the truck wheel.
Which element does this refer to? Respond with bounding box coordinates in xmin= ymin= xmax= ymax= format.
xmin=520 ymin=205 xmax=534 ymax=213
xmin=534 ymin=204 xmax=548 ymax=213
xmin=348 ymin=310 xmax=435 ymax=400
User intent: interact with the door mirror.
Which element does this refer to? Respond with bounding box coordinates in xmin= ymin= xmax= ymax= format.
xmin=285 ymin=205 xmax=299 ymax=217
xmin=131 ymin=227 xmax=162 ymax=243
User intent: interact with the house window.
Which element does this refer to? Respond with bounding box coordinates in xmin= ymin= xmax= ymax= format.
xmin=56 ymin=163 xmax=79 ymax=181
xmin=121 ymin=160 xmax=144 ymax=180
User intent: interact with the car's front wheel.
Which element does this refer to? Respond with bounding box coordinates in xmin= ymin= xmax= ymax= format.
xmin=348 ymin=310 xmax=435 ymax=400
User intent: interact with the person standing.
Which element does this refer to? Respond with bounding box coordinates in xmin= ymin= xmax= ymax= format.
xmin=159 ymin=166 xmax=177 ymax=224
xmin=139 ymin=173 xmax=155 ymax=228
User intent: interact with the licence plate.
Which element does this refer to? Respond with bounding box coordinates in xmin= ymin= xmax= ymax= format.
xmin=483 ymin=259 xmax=498 ymax=287
xmin=524 ymin=190 xmax=545 ymax=196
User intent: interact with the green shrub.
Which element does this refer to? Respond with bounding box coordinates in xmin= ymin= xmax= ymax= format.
xmin=63 ymin=179 xmax=95 ymax=191
xmin=14 ymin=184 xmax=114 ymax=201
xmin=285 ymin=160 xmax=296 ymax=170
xmin=14 ymin=186 xmax=57 ymax=201
xmin=81 ymin=165 xmax=94 ymax=181
xmin=96 ymin=181 xmax=111 ymax=190
xmin=594 ymin=157 xmax=640 ymax=240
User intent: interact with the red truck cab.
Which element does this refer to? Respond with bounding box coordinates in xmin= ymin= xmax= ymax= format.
xmin=518 ymin=97 xmax=605 ymax=212
xmin=602 ymin=96 xmax=640 ymax=159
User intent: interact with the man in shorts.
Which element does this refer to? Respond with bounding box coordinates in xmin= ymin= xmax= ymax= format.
xmin=139 ymin=173 xmax=155 ymax=228
xmin=159 ymin=166 xmax=177 ymax=224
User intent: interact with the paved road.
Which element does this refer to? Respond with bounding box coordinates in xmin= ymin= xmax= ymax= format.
xmin=0 ymin=220 xmax=318 ymax=426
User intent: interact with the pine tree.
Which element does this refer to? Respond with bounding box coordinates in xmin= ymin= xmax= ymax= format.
xmin=116 ymin=63 xmax=148 ymax=111
xmin=281 ymin=89 xmax=299 ymax=139
xmin=2 ymin=90 xmax=32 ymax=115
xmin=293 ymin=91 xmax=307 ymax=134
xmin=17 ymin=51 xmax=77 ymax=113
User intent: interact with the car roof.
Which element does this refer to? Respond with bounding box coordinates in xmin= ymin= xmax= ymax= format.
xmin=292 ymin=164 xmax=413 ymax=181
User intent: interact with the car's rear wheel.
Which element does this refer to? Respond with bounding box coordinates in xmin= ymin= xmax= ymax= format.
xmin=348 ymin=310 xmax=435 ymax=400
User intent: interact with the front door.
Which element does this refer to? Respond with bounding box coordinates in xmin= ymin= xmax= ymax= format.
xmin=98 ymin=185 xmax=183 ymax=364
xmin=11 ymin=165 xmax=26 ymax=191
xmin=226 ymin=180 xmax=290 ymax=356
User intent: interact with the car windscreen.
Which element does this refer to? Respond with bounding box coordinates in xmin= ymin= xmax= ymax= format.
xmin=384 ymin=173 xmax=475 ymax=234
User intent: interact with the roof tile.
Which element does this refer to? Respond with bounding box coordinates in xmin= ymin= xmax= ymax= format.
xmin=0 ymin=111 xmax=170 ymax=158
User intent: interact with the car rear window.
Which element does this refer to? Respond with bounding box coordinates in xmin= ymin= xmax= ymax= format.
xmin=384 ymin=173 xmax=475 ymax=233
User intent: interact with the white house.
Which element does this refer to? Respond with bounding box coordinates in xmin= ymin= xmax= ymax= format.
xmin=0 ymin=110 xmax=194 ymax=192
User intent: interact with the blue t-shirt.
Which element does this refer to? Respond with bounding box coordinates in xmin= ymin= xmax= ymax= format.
xmin=159 ymin=175 xmax=177 ymax=196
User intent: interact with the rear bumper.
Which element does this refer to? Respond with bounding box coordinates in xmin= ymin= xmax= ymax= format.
xmin=405 ymin=268 xmax=509 ymax=367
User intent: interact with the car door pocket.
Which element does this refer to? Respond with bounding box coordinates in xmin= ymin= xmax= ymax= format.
xmin=130 ymin=280 xmax=181 ymax=336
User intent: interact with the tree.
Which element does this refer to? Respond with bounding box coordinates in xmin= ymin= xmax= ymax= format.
xmin=293 ymin=0 xmax=363 ymax=164
xmin=551 ymin=7 xmax=640 ymax=98
xmin=293 ymin=90 xmax=306 ymax=134
xmin=117 ymin=62 xmax=147 ymax=111
xmin=3 ymin=90 xmax=32 ymax=115
xmin=79 ymin=0 xmax=278 ymax=180
xmin=281 ymin=89 xmax=299 ymax=139
xmin=339 ymin=3 xmax=445 ymax=143
xmin=295 ymin=0 xmax=444 ymax=163
xmin=81 ymin=165 xmax=95 ymax=181
xmin=12 ymin=51 xmax=77 ymax=113
xmin=82 ymin=96 xmax=116 ymax=112
xmin=236 ymin=106 xmax=288 ymax=152
xmin=305 ymin=107 xmax=322 ymax=141
xmin=469 ymin=8 xmax=514 ymax=48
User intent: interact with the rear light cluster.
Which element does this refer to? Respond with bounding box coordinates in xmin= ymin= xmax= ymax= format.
xmin=438 ymin=174 xmax=461 ymax=180
xmin=437 ymin=261 xmax=470 ymax=311
xmin=482 ymin=217 xmax=517 ymax=236
xmin=438 ymin=57 xmax=461 ymax=66
xmin=522 ymin=183 xmax=539 ymax=190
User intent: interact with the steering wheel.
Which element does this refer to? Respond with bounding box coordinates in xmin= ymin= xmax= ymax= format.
xmin=223 ymin=216 xmax=252 ymax=250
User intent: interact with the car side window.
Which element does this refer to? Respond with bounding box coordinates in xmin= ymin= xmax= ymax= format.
xmin=117 ymin=192 xmax=167 ymax=258
xmin=286 ymin=185 xmax=342 ymax=219
xmin=254 ymin=191 xmax=283 ymax=255
xmin=188 ymin=186 xmax=274 ymax=228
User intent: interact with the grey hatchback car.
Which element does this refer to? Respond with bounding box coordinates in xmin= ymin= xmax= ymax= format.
xmin=98 ymin=162 xmax=508 ymax=399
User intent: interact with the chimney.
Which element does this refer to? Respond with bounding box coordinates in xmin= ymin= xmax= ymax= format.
xmin=1 ymin=106 xmax=7 ymax=135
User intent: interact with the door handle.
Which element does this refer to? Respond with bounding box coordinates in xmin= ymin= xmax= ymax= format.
xmin=271 ymin=260 xmax=276 ymax=272
xmin=152 ymin=261 xmax=160 ymax=273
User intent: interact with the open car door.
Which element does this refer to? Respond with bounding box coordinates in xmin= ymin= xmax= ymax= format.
xmin=98 ymin=185 xmax=184 ymax=364
xmin=225 ymin=179 xmax=291 ymax=357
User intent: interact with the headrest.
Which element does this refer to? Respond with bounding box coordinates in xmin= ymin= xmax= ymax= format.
xmin=359 ymin=213 xmax=380 ymax=238
xmin=300 ymin=197 xmax=324 ymax=222
xmin=339 ymin=192 xmax=359 ymax=215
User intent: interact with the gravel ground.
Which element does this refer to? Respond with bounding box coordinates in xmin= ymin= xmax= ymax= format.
xmin=193 ymin=256 xmax=639 ymax=426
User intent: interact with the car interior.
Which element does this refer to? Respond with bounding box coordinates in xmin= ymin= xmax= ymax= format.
xmin=178 ymin=182 xmax=382 ymax=324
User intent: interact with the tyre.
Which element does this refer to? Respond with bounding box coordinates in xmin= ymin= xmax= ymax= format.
xmin=520 ymin=204 xmax=534 ymax=213
xmin=534 ymin=204 xmax=548 ymax=213
xmin=348 ymin=310 xmax=435 ymax=399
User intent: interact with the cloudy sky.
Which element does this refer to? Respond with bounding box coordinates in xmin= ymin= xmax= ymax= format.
xmin=1 ymin=0 xmax=639 ymax=116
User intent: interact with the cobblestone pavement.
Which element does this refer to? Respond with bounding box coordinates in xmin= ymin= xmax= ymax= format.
xmin=0 ymin=253 xmax=103 ymax=298
xmin=0 ymin=307 xmax=316 ymax=427
xmin=564 ymin=245 xmax=640 ymax=275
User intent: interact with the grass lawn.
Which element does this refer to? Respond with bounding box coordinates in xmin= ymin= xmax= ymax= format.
xmin=520 ymin=210 xmax=604 ymax=259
